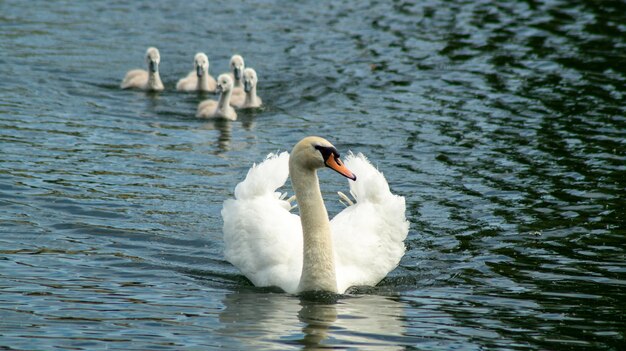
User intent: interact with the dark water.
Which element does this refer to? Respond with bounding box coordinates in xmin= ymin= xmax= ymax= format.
xmin=1 ymin=0 xmax=625 ymax=349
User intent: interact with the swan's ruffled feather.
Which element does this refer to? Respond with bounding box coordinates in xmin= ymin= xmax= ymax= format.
xmin=233 ymin=152 xmax=289 ymax=200
xmin=331 ymin=153 xmax=408 ymax=292
xmin=222 ymin=152 xmax=303 ymax=293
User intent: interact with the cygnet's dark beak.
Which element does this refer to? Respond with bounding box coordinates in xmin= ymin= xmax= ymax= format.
xmin=196 ymin=65 xmax=204 ymax=77
xmin=149 ymin=60 xmax=158 ymax=73
xmin=244 ymin=80 xmax=252 ymax=93
xmin=233 ymin=67 xmax=241 ymax=80
xmin=215 ymin=84 xmax=223 ymax=95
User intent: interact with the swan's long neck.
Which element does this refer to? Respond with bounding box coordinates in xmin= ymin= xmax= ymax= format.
xmin=197 ymin=71 xmax=210 ymax=91
xmin=147 ymin=71 xmax=163 ymax=91
xmin=218 ymin=88 xmax=232 ymax=111
xmin=290 ymin=164 xmax=338 ymax=293
xmin=244 ymin=85 xmax=259 ymax=106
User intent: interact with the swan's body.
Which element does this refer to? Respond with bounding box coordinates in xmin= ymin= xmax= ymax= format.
xmin=196 ymin=74 xmax=237 ymax=120
xmin=230 ymin=68 xmax=262 ymax=109
xmin=176 ymin=53 xmax=217 ymax=92
xmin=222 ymin=136 xmax=408 ymax=294
xmin=121 ymin=47 xmax=164 ymax=91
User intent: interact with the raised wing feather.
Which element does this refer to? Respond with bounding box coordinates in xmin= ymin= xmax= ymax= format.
xmin=331 ymin=153 xmax=409 ymax=293
xmin=221 ymin=152 xmax=303 ymax=293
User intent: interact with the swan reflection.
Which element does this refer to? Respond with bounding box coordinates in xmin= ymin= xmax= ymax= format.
xmin=219 ymin=291 xmax=406 ymax=350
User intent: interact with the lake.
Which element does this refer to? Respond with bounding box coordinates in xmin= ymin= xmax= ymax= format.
xmin=1 ymin=0 xmax=624 ymax=349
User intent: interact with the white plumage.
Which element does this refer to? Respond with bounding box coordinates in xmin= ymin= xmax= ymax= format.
xmin=222 ymin=144 xmax=408 ymax=294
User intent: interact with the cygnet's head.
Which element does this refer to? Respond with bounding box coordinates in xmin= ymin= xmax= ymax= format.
xmin=215 ymin=74 xmax=234 ymax=94
xmin=229 ymin=55 xmax=245 ymax=81
xmin=194 ymin=53 xmax=209 ymax=77
xmin=290 ymin=136 xmax=356 ymax=180
xmin=243 ymin=68 xmax=258 ymax=93
xmin=145 ymin=47 xmax=161 ymax=73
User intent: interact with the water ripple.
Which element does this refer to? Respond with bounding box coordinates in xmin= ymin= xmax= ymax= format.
xmin=1 ymin=0 xmax=624 ymax=349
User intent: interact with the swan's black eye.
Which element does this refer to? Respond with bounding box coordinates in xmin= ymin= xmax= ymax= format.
xmin=314 ymin=145 xmax=339 ymax=160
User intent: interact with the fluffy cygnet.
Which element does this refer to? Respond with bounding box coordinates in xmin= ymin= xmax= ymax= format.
xmin=228 ymin=55 xmax=245 ymax=89
xmin=227 ymin=55 xmax=246 ymax=99
xmin=176 ymin=53 xmax=217 ymax=92
xmin=121 ymin=47 xmax=164 ymax=91
xmin=230 ymin=68 xmax=262 ymax=109
xmin=196 ymin=74 xmax=237 ymax=120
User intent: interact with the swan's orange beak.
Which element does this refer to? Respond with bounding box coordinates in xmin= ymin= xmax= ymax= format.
xmin=325 ymin=155 xmax=357 ymax=181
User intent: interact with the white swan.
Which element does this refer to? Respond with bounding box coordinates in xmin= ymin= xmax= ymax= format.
xmin=121 ymin=47 xmax=164 ymax=91
xmin=222 ymin=136 xmax=408 ymax=294
xmin=230 ymin=68 xmax=262 ymax=109
xmin=196 ymin=74 xmax=237 ymax=120
xmin=176 ymin=53 xmax=217 ymax=92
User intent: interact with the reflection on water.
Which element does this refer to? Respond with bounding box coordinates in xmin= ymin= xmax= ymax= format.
xmin=198 ymin=119 xmax=233 ymax=153
xmin=298 ymin=301 xmax=338 ymax=350
xmin=219 ymin=292 xmax=408 ymax=350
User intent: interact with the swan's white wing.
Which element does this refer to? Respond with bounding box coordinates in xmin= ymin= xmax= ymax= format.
xmin=222 ymin=152 xmax=303 ymax=293
xmin=331 ymin=153 xmax=409 ymax=293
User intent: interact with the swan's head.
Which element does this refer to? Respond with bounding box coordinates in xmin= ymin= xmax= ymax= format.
xmin=291 ymin=136 xmax=356 ymax=181
xmin=145 ymin=47 xmax=161 ymax=73
xmin=243 ymin=68 xmax=258 ymax=93
xmin=194 ymin=53 xmax=209 ymax=77
xmin=215 ymin=74 xmax=234 ymax=95
xmin=229 ymin=55 xmax=245 ymax=81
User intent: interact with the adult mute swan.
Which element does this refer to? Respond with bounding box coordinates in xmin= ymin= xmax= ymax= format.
xmin=196 ymin=74 xmax=237 ymax=120
xmin=121 ymin=47 xmax=164 ymax=91
xmin=176 ymin=53 xmax=217 ymax=92
xmin=230 ymin=68 xmax=262 ymax=109
xmin=222 ymin=136 xmax=409 ymax=294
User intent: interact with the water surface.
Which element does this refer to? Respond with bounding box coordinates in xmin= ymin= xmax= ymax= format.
xmin=1 ymin=0 xmax=624 ymax=350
